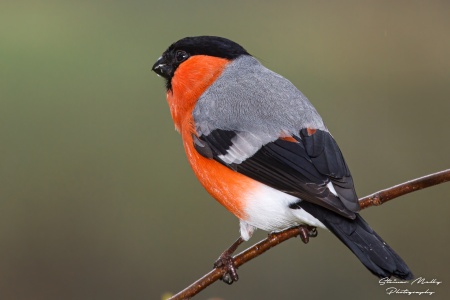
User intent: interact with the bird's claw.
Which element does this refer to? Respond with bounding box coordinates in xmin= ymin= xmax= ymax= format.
xmin=298 ymin=225 xmax=318 ymax=244
xmin=213 ymin=237 xmax=244 ymax=284
xmin=214 ymin=254 xmax=239 ymax=284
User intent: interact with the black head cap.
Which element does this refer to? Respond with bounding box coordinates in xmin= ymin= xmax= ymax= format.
xmin=152 ymin=36 xmax=250 ymax=90
xmin=167 ymin=36 xmax=249 ymax=60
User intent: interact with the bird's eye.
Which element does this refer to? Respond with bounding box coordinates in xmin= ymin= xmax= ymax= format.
xmin=175 ymin=50 xmax=189 ymax=63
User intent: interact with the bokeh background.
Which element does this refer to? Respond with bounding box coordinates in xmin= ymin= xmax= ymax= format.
xmin=1 ymin=1 xmax=449 ymax=299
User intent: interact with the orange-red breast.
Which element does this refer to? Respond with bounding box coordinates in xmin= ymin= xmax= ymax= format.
xmin=152 ymin=36 xmax=413 ymax=282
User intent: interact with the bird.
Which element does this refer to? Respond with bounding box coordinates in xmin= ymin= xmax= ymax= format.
xmin=152 ymin=36 xmax=413 ymax=283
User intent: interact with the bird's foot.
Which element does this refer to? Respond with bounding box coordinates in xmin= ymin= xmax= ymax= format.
xmin=214 ymin=237 xmax=244 ymax=284
xmin=214 ymin=253 xmax=239 ymax=284
xmin=297 ymin=225 xmax=318 ymax=244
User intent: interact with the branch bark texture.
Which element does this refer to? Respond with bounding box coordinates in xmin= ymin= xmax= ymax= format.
xmin=169 ymin=169 xmax=450 ymax=300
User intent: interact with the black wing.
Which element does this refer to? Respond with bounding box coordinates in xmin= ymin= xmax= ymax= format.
xmin=193 ymin=128 xmax=359 ymax=218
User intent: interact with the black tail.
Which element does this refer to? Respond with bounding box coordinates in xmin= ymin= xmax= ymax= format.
xmin=298 ymin=202 xmax=413 ymax=279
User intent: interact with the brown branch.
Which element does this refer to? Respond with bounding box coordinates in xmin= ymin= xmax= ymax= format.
xmin=359 ymin=169 xmax=450 ymax=209
xmin=168 ymin=169 xmax=450 ymax=300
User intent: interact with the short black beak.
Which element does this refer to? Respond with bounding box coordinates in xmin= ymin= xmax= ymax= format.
xmin=152 ymin=56 xmax=172 ymax=79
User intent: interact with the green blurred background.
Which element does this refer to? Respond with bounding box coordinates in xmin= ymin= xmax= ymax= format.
xmin=1 ymin=1 xmax=449 ymax=299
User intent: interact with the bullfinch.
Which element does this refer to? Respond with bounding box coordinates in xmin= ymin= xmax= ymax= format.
xmin=152 ymin=36 xmax=413 ymax=283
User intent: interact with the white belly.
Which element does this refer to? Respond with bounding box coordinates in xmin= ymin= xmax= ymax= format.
xmin=243 ymin=183 xmax=326 ymax=233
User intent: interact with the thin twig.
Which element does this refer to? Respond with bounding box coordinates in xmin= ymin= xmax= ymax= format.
xmin=359 ymin=169 xmax=450 ymax=209
xmin=168 ymin=169 xmax=450 ymax=300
